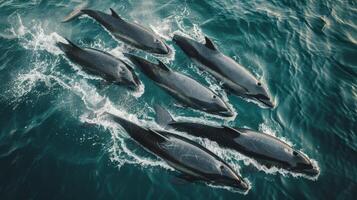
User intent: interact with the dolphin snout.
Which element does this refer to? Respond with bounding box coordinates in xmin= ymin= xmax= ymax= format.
xmin=156 ymin=42 xmax=170 ymax=55
xmin=261 ymin=98 xmax=275 ymax=108
xmin=239 ymin=180 xmax=249 ymax=191
xmin=217 ymin=110 xmax=234 ymax=117
xmin=127 ymin=80 xmax=140 ymax=90
xmin=251 ymin=93 xmax=275 ymax=108
xmin=302 ymin=166 xmax=319 ymax=176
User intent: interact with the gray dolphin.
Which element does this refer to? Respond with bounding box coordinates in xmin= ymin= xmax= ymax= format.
xmin=124 ymin=53 xmax=234 ymax=117
xmin=57 ymin=38 xmax=140 ymax=89
xmin=154 ymin=105 xmax=319 ymax=176
xmin=173 ymin=34 xmax=274 ymax=108
xmin=62 ymin=8 xmax=170 ymax=55
xmin=106 ymin=112 xmax=249 ymax=190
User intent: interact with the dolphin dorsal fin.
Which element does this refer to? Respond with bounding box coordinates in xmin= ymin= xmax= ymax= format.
xmin=204 ymin=36 xmax=218 ymax=51
xmin=154 ymin=105 xmax=175 ymax=127
xmin=157 ymin=60 xmax=171 ymax=72
xmin=64 ymin=38 xmax=81 ymax=50
xmin=110 ymin=8 xmax=121 ymax=20
xmin=222 ymin=125 xmax=241 ymax=136
xmin=148 ymin=129 xmax=169 ymax=143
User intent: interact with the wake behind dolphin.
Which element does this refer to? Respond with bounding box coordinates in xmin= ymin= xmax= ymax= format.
xmin=154 ymin=105 xmax=319 ymax=176
xmin=106 ymin=112 xmax=249 ymax=191
xmin=173 ymin=34 xmax=274 ymax=108
xmin=55 ymin=4 xmax=318 ymax=193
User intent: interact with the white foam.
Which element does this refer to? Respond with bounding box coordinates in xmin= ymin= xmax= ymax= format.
xmin=6 ymin=12 xmax=320 ymax=195
xmin=9 ymin=14 xmax=64 ymax=55
xmin=6 ymin=15 xmax=163 ymax=172
xmin=80 ymin=104 xmax=173 ymax=170
xmin=207 ymin=181 xmax=251 ymax=195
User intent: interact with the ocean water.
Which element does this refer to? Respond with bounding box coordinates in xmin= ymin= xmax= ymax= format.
xmin=0 ymin=0 xmax=356 ymax=199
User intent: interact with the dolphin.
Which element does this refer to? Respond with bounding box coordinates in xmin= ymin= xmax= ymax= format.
xmin=124 ymin=53 xmax=234 ymax=117
xmin=106 ymin=112 xmax=249 ymax=190
xmin=154 ymin=105 xmax=319 ymax=176
xmin=173 ymin=34 xmax=274 ymax=108
xmin=57 ymin=38 xmax=140 ymax=90
xmin=62 ymin=8 xmax=170 ymax=55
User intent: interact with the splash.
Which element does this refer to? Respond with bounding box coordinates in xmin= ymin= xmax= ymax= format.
xmin=9 ymin=14 xmax=64 ymax=55
xmin=4 ymin=10 xmax=320 ymax=197
xmin=80 ymin=106 xmax=172 ymax=170
xmin=6 ymin=14 xmax=163 ymax=173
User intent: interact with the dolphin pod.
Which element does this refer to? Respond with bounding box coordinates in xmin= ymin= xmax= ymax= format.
xmin=154 ymin=105 xmax=319 ymax=176
xmin=57 ymin=7 xmax=319 ymax=193
xmin=125 ymin=53 xmax=234 ymax=117
xmin=173 ymin=34 xmax=274 ymax=108
xmin=57 ymin=38 xmax=140 ymax=90
xmin=63 ymin=8 xmax=171 ymax=55
xmin=106 ymin=112 xmax=249 ymax=190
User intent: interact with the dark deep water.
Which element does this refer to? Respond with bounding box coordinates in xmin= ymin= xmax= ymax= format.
xmin=0 ymin=0 xmax=356 ymax=199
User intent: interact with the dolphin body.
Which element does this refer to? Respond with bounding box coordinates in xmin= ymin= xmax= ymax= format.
xmin=173 ymin=34 xmax=274 ymax=108
xmin=154 ymin=105 xmax=319 ymax=176
xmin=106 ymin=112 xmax=249 ymax=190
xmin=57 ymin=38 xmax=140 ymax=90
xmin=63 ymin=8 xmax=170 ymax=55
xmin=124 ymin=53 xmax=234 ymax=117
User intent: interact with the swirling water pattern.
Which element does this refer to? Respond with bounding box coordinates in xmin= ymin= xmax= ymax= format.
xmin=0 ymin=0 xmax=356 ymax=199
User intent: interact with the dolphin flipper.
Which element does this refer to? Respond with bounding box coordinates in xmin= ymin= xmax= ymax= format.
xmin=154 ymin=105 xmax=175 ymax=127
xmin=56 ymin=38 xmax=81 ymax=53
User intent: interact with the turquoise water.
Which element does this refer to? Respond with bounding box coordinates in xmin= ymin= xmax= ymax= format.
xmin=0 ymin=0 xmax=356 ymax=199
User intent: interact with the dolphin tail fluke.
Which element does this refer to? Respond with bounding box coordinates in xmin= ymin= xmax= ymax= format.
xmin=56 ymin=38 xmax=81 ymax=53
xmin=61 ymin=2 xmax=88 ymax=22
xmin=104 ymin=112 xmax=134 ymax=131
xmin=56 ymin=41 xmax=69 ymax=52
xmin=154 ymin=105 xmax=175 ymax=127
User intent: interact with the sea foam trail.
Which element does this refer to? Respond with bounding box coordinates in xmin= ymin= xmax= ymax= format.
xmin=4 ymin=15 xmax=238 ymax=189
xmin=90 ymin=12 xmax=318 ymax=179
xmin=6 ymin=15 xmax=167 ymax=171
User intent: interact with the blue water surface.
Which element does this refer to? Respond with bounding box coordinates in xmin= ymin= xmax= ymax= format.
xmin=0 ymin=0 xmax=356 ymax=199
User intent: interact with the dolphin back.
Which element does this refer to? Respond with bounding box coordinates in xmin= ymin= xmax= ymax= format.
xmin=56 ymin=38 xmax=82 ymax=54
xmin=106 ymin=112 xmax=168 ymax=145
xmin=81 ymin=9 xmax=112 ymax=26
